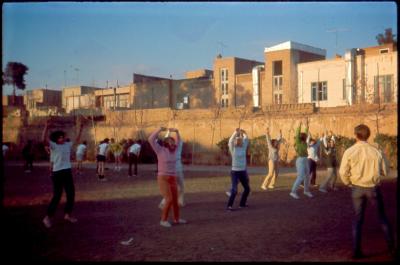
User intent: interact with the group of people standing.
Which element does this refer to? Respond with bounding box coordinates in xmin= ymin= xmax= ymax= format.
xmin=36 ymin=119 xmax=395 ymax=259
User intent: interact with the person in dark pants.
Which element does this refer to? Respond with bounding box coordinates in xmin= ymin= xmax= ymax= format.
xmin=22 ymin=140 xmax=35 ymax=173
xmin=339 ymin=124 xmax=395 ymax=259
xmin=226 ymin=128 xmax=250 ymax=210
xmin=128 ymin=140 xmax=141 ymax=177
xmin=41 ymin=118 xmax=83 ymax=229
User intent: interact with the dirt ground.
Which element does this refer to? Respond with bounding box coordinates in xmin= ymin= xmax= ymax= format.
xmin=1 ymin=161 xmax=397 ymax=262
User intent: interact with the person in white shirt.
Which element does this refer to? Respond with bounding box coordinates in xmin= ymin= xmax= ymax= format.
xmin=159 ymin=130 xmax=185 ymax=208
xmin=2 ymin=143 xmax=9 ymax=159
xmin=226 ymin=128 xmax=250 ymax=211
xmin=128 ymin=140 xmax=142 ymax=177
xmin=41 ymin=118 xmax=83 ymax=228
xmin=306 ymin=132 xmax=323 ymax=187
xmin=261 ymin=127 xmax=282 ymax=190
xmin=97 ymin=138 xmax=109 ymax=181
xmin=75 ymin=141 xmax=87 ymax=175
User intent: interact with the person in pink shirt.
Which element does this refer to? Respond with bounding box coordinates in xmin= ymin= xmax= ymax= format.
xmin=148 ymin=127 xmax=187 ymax=228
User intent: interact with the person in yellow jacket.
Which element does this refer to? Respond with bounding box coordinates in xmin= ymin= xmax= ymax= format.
xmin=339 ymin=124 xmax=395 ymax=259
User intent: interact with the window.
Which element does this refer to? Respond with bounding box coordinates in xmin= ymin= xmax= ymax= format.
xmin=342 ymin=79 xmax=346 ymax=100
xmin=311 ymin=81 xmax=328 ymax=101
xmin=274 ymin=94 xmax=282 ymax=104
xmin=379 ymin=48 xmax=389 ymax=54
xmin=374 ymin=75 xmax=393 ymax=103
xmin=221 ymin=98 xmax=229 ymax=108
xmin=222 ymin=83 xmax=228 ymax=95
xmin=273 ymin=61 xmax=282 ymax=76
xmin=273 ymin=76 xmax=283 ymax=91
xmin=220 ymin=68 xmax=229 ymax=106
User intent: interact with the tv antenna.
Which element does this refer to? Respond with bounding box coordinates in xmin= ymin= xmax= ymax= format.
xmin=326 ymin=28 xmax=349 ymax=55
xmin=217 ymin=41 xmax=228 ymax=56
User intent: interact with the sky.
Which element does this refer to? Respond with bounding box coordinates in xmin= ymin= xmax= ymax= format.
xmin=2 ymin=1 xmax=397 ymax=95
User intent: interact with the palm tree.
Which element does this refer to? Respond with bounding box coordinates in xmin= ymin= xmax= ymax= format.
xmin=2 ymin=62 xmax=29 ymax=105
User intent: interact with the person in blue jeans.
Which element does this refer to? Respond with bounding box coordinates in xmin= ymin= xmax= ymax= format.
xmin=226 ymin=128 xmax=250 ymax=210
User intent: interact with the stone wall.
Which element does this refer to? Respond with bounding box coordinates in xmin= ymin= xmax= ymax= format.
xmin=3 ymin=103 xmax=397 ymax=165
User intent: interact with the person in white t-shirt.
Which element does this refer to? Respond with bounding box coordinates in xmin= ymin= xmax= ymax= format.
xmin=41 ymin=118 xmax=83 ymax=229
xmin=75 ymin=141 xmax=87 ymax=175
xmin=128 ymin=140 xmax=142 ymax=177
xmin=2 ymin=143 xmax=9 ymax=159
xmin=96 ymin=138 xmax=109 ymax=181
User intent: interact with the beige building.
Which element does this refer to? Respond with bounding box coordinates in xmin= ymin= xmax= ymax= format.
xmin=263 ymin=41 xmax=326 ymax=105
xmin=213 ymin=56 xmax=264 ymax=108
xmin=24 ymin=88 xmax=63 ymax=116
xmin=62 ymin=86 xmax=103 ymax=113
xmin=297 ymin=43 xmax=397 ymax=107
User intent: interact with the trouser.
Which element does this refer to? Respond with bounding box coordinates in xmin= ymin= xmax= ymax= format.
xmin=227 ymin=170 xmax=251 ymax=208
xmin=158 ymin=175 xmax=179 ymax=222
xmin=47 ymin=168 xmax=75 ymax=216
xmin=351 ymin=185 xmax=394 ymax=254
xmin=308 ymin=159 xmax=317 ymax=185
xmin=319 ymin=167 xmax=337 ymax=190
xmin=291 ymin=157 xmax=310 ymax=193
xmin=160 ymin=170 xmax=184 ymax=206
xmin=24 ymin=155 xmax=34 ymax=171
xmin=262 ymin=160 xmax=278 ymax=188
xmin=128 ymin=153 xmax=138 ymax=176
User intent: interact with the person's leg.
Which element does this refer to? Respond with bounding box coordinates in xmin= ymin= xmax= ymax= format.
xmin=291 ymin=157 xmax=306 ymax=194
xmin=239 ymin=171 xmax=251 ymax=207
xmin=303 ymin=158 xmax=311 ymax=193
xmin=261 ymin=160 xmax=273 ymax=189
xmin=128 ymin=153 xmax=133 ymax=177
xmin=168 ymin=176 xmax=180 ymax=222
xmin=319 ymin=167 xmax=333 ymax=191
xmin=269 ymin=161 xmax=278 ymax=188
xmin=373 ymin=186 xmax=395 ymax=252
xmin=46 ymin=171 xmax=64 ymax=217
xmin=176 ymin=170 xmax=185 ymax=206
xmin=28 ymin=155 xmax=34 ymax=171
xmin=308 ymin=159 xmax=316 ymax=185
xmin=133 ymin=154 xmax=138 ymax=176
xmin=351 ymin=186 xmax=367 ymax=257
xmin=227 ymin=171 xmax=239 ymax=208
xmin=158 ymin=175 xmax=173 ymax=221
xmin=63 ymin=169 xmax=75 ymax=216
xmin=329 ymin=167 xmax=338 ymax=190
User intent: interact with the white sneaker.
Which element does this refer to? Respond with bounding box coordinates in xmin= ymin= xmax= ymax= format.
xmin=260 ymin=185 xmax=267 ymax=190
xmin=225 ymin=191 xmax=231 ymax=197
xmin=268 ymin=185 xmax=275 ymax=189
xmin=304 ymin=191 xmax=314 ymax=198
xmin=64 ymin=214 xmax=78 ymax=223
xmin=42 ymin=216 xmax=52 ymax=228
xmin=160 ymin=220 xmax=171 ymax=228
xmin=174 ymin=218 xmax=187 ymax=224
xmin=319 ymin=188 xmax=328 ymax=193
xmin=290 ymin=192 xmax=300 ymax=199
xmin=158 ymin=202 xmax=164 ymax=209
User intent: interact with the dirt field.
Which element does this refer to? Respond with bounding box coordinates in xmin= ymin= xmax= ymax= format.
xmin=1 ymin=161 xmax=397 ymax=262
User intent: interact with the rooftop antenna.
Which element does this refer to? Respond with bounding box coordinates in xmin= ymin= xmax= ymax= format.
xmin=326 ymin=28 xmax=349 ymax=56
xmin=217 ymin=41 xmax=228 ymax=56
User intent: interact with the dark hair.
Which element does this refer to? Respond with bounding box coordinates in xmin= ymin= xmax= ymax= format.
xmin=82 ymin=141 xmax=87 ymax=145
xmin=104 ymin=138 xmax=110 ymax=143
xmin=354 ymin=124 xmax=370 ymax=141
xmin=50 ymin=130 xmax=65 ymax=142
xmin=299 ymin=133 xmax=307 ymax=142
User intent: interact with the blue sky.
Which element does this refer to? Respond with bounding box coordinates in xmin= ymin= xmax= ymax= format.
xmin=2 ymin=2 xmax=397 ymax=95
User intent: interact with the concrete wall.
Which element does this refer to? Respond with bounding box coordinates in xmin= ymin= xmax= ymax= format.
xmin=3 ymin=104 xmax=397 ymax=165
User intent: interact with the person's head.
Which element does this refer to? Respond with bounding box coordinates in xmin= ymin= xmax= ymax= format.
xmin=137 ymin=139 xmax=142 ymax=145
xmin=328 ymin=139 xmax=335 ymax=148
xmin=271 ymin=139 xmax=278 ymax=148
xmin=163 ymin=137 xmax=176 ymax=152
xmin=299 ymin=132 xmax=307 ymax=142
xmin=50 ymin=130 xmax=66 ymax=144
xmin=103 ymin=138 xmax=110 ymax=144
xmin=110 ymin=138 xmax=115 ymax=143
xmin=309 ymin=138 xmax=316 ymax=146
xmin=235 ymin=136 xmax=243 ymax=147
xmin=354 ymin=124 xmax=370 ymax=141
xmin=82 ymin=140 xmax=87 ymax=145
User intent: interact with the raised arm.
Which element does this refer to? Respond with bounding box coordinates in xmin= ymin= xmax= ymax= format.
xmin=277 ymin=129 xmax=283 ymax=144
xmin=168 ymin=128 xmax=181 ymax=145
xmin=240 ymin=129 xmax=249 ymax=147
xmin=265 ymin=128 xmax=272 ymax=148
xmin=42 ymin=119 xmax=51 ymax=145
xmin=228 ymin=128 xmax=239 ymax=153
xmin=148 ymin=127 xmax=165 ymax=153
xmin=74 ymin=117 xmax=84 ymax=143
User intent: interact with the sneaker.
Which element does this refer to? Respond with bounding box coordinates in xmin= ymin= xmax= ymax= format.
xmin=319 ymin=188 xmax=328 ymax=193
xmin=260 ymin=185 xmax=267 ymax=190
xmin=268 ymin=185 xmax=275 ymax=189
xmin=128 ymin=175 xmax=132 ymax=178
xmin=239 ymin=205 xmax=249 ymax=209
xmin=133 ymin=174 xmax=137 ymax=177
xmin=158 ymin=202 xmax=164 ymax=209
xmin=160 ymin=220 xmax=171 ymax=228
xmin=174 ymin=218 xmax=187 ymax=224
xmin=225 ymin=191 xmax=231 ymax=197
xmin=64 ymin=214 xmax=78 ymax=223
xmin=299 ymin=184 xmax=304 ymax=188
xmin=290 ymin=192 xmax=300 ymax=199
xmin=332 ymin=187 xmax=338 ymax=191
xmin=226 ymin=206 xmax=234 ymax=211
xmin=304 ymin=191 xmax=314 ymax=198
xmin=42 ymin=216 xmax=52 ymax=228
